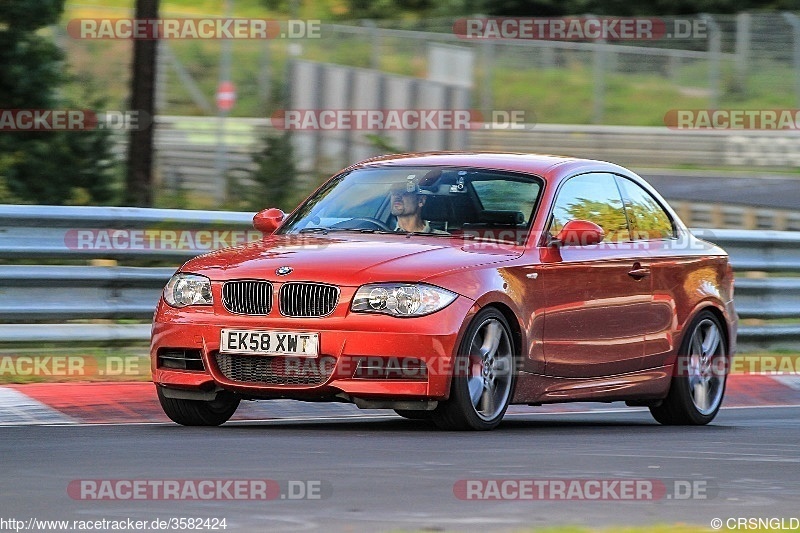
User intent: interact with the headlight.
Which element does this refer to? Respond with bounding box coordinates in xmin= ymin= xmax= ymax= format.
xmin=351 ymin=283 xmax=457 ymax=317
xmin=163 ymin=273 xmax=213 ymax=308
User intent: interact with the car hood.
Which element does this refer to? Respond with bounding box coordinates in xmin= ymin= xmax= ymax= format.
xmin=181 ymin=233 xmax=521 ymax=286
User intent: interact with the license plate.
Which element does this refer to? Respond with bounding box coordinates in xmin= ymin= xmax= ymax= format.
xmin=220 ymin=329 xmax=319 ymax=357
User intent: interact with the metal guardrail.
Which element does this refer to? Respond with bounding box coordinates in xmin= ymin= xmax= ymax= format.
xmin=0 ymin=324 xmax=152 ymax=344
xmin=691 ymin=228 xmax=800 ymax=272
xmin=0 ymin=206 xmax=798 ymax=348
xmin=0 ymin=204 xmax=254 ymax=260
xmin=733 ymin=278 xmax=800 ymax=319
xmin=0 ymin=265 xmax=174 ymax=320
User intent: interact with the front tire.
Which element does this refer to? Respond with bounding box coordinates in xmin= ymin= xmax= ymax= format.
xmin=157 ymin=386 xmax=240 ymax=426
xmin=432 ymin=308 xmax=516 ymax=431
xmin=650 ymin=310 xmax=728 ymax=425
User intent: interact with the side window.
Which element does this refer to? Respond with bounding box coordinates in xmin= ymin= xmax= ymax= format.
xmin=549 ymin=173 xmax=631 ymax=242
xmin=615 ymin=177 xmax=675 ymax=240
xmin=471 ymin=179 xmax=540 ymax=224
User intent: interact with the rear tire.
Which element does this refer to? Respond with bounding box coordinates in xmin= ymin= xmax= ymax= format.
xmin=157 ymin=386 xmax=240 ymax=426
xmin=432 ymin=308 xmax=516 ymax=431
xmin=649 ymin=310 xmax=728 ymax=425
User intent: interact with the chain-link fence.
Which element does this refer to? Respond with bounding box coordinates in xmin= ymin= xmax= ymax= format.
xmin=53 ymin=7 xmax=800 ymax=209
xmin=57 ymin=9 xmax=800 ymax=125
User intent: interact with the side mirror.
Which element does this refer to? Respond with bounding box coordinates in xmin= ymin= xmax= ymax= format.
xmin=554 ymin=220 xmax=605 ymax=247
xmin=253 ymin=208 xmax=285 ymax=234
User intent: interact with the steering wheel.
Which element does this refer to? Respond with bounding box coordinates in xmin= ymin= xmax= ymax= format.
xmin=330 ymin=217 xmax=393 ymax=231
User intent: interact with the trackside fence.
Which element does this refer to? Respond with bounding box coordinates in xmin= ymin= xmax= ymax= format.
xmin=0 ymin=205 xmax=797 ymax=350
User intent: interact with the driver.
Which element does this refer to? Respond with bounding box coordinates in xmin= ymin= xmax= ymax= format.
xmin=389 ymin=180 xmax=447 ymax=234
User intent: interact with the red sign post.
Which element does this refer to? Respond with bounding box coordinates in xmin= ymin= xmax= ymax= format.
xmin=216 ymin=81 xmax=236 ymax=112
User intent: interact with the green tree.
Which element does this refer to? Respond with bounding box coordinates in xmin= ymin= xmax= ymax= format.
xmin=0 ymin=0 xmax=119 ymax=205
xmin=557 ymin=197 xmax=630 ymax=241
xmin=338 ymin=0 xmax=436 ymax=19
xmin=246 ymin=130 xmax=298 ymax=212
xmin=236 ymin=75 xmax=302 ymax=213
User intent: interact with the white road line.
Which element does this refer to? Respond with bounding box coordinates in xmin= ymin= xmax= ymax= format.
xmin=0 ymin=387 xmax=797 ymax=428
xmin=577 ymin=453 xmax=800 ymax=463
xmin=721 ymin=403 xmax=800 ymax=410
xmin=0 ymin=414 xmax=399 ymax=427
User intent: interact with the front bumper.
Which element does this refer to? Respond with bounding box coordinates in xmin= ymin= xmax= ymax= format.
xmin=151 ymin=294 xmax=477 ymax=402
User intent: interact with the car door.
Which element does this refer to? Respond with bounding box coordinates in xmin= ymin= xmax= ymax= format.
xmin=538 ymin=172 xmax=651 ymax=378
xmin=614 ymin=175 xmax=696 ymax=371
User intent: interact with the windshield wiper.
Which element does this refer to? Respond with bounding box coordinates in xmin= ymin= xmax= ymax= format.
xmin=340 ymin=228 xmax=394 ymax=234
xmin=299 ymin=227 xmax=330 ymax=234
xmin=323 ymin=228 xmax=398 ymax=235
xmin=404 ymin=231 xmax=475 ymax=239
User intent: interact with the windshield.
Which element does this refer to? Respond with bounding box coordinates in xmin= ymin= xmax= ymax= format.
xmin=278 ymin=166 xmax=544 ymax=244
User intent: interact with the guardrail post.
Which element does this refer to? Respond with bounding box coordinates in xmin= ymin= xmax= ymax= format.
xmin=156 ymin=40 xmax=168 ymax=113
xmin=735 ymin=13 xmax=751 ymax=94
xmin=362 ymin=20 xmax=382 ymax=70
xmin=257 ymin=38 xmax=271 ymax=111
xmin=214 ymin=0 xmax=235 ymax=206
xmin=592 ymin=38 xmax=607 ymax=124
xmin=782 ymin=12 xmax=800 ymax=108
xmin=480 ymin=39 xmax=494 ymax=118
xmin=701 ymin=14 xmax=721 ymax=109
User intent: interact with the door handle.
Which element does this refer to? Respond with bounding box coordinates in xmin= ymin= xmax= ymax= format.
xmin=628 ymin=263 xmax=650 ymax=280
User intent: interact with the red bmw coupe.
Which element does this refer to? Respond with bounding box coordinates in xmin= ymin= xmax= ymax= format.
xmin=151 ymin=152 xmax=737 ymax=430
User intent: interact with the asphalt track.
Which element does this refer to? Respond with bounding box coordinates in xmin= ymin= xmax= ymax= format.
xmin=2 ymin=404 xmax=799 ymax=532
xmin=637 ymin=170 xmax=800 ymax=210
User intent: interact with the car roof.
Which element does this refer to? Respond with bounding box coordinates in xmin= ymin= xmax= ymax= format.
xmin=348 ymin=151 xmax=638 ymax=182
